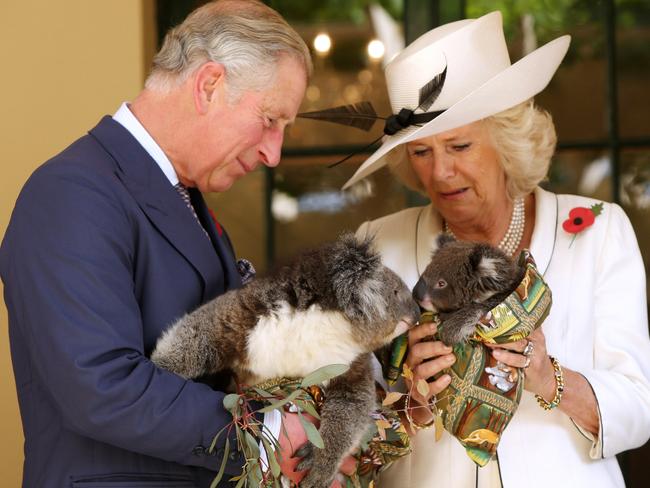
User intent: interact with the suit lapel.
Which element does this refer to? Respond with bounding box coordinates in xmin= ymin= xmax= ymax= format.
xmin=189 ymin=188 xmax=242 ymax=291
xmin=88 ymin=116 xmax=225 ymax=301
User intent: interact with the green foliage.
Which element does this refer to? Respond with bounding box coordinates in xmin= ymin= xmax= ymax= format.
xmin=467 ymin=0 xmax=646 ymax=38
xmin=257 ymin=388 xmax=302 ymax=413
xmin=210 ymin=437 xmax=230 ymax=488
xmin=268 ymin=0 xmax=402 ymax=24
xmin=298 ymin=410 xmax=325 ymax=448
xmin=210 ymin=368 xmax=346 ymax=487
xmin=300 ymin=363 xmax=349 ymax=387
xmin=466 ymin=0 xmax=596 ymax=43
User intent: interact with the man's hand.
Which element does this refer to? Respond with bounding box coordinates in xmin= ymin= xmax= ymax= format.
xmin=277 ymin=411 xmax=357 ymax=487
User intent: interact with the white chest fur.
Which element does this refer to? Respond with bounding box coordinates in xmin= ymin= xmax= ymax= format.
xmin=244 ymin=302 xmax=363 ymax=384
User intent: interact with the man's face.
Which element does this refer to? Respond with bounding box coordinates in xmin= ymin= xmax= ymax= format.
xmin=187 ymin=55 xmax=307 ymax=193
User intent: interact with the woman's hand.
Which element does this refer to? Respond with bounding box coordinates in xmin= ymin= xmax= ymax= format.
xmin=405 ymin=320 xmax=456 ymax=423
xmin=486 ymin=328 xmax=600 ymax=434
xmin=485 ymin=328 xmax=556 ymax=400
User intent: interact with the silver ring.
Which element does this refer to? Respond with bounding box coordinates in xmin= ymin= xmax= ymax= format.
xmin=523 ymin=357 xmax=531 ymax=369
xmin=523 ymin=340 xmax=534 ymax=357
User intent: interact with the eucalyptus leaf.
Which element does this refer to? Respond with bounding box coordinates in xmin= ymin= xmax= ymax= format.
xmin=258 ymin=388 xmax=302 ymax=413
xmin=261 ymin=435 xmax=281 ymax=478
xmin=259 ymin=423 xmax=281 ymax=451
xmin=252 ymin=387 xmax=276 ymax=399
xmin=297 ymin=411 xmax=324 ymax=449
xmin=435 ymin=415 xmax=444 ymax=442
xmin=247 ymin=462 xmax=263 ymax=487
xmin=402 ymin=363 xmax=414 ymax=381
xmin=382 ymin=391 xmax=405 ymax=406
xmin=300 ymin=364 xmax=349 ymax=387
xmin=208 ymin=424 xmax=228 ymax=454
xmin=416 ymin=378 xmax=430 ymax=397
xmin=223 ymin=393 xmax=240 ymax=412
xmin=234 ymin=474 xmax=246 ymax=488
xmin=244 ymin=430 xmax=260 ymax=459
xmin=210 ymin=437 xmax=230 ymax=488
xmin=294 ymin=399 xmax=321 ymax=419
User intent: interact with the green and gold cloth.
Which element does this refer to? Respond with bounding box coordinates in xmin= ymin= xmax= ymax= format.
xmin=386 ymin=250 xmax=552 ymax=467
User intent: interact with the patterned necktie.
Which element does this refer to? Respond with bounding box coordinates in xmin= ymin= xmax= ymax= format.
xmin=174 ymin=182 xmax=209 ymax=238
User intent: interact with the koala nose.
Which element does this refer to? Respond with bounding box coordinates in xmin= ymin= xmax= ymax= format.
xmin=411 ymin=300 xmax=421 ymax=322
xmin=413 ymin=278 xmax=435 ymax=312
xmin=412 ymin=278 xmax=427 ymax=302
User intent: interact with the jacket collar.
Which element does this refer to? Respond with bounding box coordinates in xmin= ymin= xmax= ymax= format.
xmin=415 ymin=204 xmax=443 ymax=276
xmin=88 ymin=116 xmax=240 ymax=300
xmin=530 ymin=186 xmax=558 ymax=276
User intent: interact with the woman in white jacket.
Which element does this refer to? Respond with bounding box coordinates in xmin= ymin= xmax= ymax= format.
xmin=335 ymin=11 xmax=650 ymax=488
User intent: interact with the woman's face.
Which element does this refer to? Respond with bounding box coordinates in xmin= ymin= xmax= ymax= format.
xmin=406 ymin=120 xmax=508 ymax=226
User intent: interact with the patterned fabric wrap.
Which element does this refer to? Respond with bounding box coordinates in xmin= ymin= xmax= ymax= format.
xmin=427 ymin=250 xmax=551 ymax=466
xmin=383 ymin=250 xmax=552 ymax=466
xmin=246 ymin=379 xmax=411 ymax=488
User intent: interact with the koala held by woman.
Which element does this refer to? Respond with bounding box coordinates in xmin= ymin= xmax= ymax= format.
xmin=413 ymin=233 xmax=524 ymax=346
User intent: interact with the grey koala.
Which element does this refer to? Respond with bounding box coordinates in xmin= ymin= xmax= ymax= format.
xmin=412 ymin=233 xmax=524 ymax=346
xmin=151 ymin=233 xmax=420 ymax=488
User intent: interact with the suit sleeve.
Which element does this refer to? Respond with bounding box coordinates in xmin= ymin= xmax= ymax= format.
xmin=581 ymin=203 xmax=650 ymax=457
xmin=1 ymin=164 xmax=243 ymax=474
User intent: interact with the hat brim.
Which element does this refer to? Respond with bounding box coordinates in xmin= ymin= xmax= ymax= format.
xmin=342 ymin=35 xmax=571 ymax=190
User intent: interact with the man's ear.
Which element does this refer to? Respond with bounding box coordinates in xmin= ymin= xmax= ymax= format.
xmin=193 ymin=61 xmax=227 ymax=114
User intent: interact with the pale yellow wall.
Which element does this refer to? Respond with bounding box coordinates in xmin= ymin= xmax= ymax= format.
xmin=0 ymin=1 xmax=152 ymax=484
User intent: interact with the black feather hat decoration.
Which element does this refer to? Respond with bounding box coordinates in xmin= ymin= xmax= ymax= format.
xmin=418 ymin=65 xmax=447 ymax=112
xmin=296 ymin=101 xmax=380 ymax=132
xmin=297 ymin=63 xmax=448 ymax=168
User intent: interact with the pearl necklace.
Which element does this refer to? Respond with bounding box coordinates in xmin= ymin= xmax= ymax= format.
xmin=443 ymin=197 xmax=525 ymax=257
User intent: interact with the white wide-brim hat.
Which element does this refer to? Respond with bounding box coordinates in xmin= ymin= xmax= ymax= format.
xmin=342 ymin=11 xmax=570 ymax=190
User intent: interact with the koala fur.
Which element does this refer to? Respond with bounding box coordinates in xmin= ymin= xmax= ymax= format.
xmin=151 ymin=233 xmax=420 ymax=488
xmin=412 ymin=233 xmax=524 ymax=346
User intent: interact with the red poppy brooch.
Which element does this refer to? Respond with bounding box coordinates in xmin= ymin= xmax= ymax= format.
xmin=562 ymin=202 xmax=604 ymax=246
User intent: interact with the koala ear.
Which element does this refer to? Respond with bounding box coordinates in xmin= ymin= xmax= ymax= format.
xmin=471 ymin=245 xmax=513 ymax=290
xmin=436 ymin=233 xmax=455 ymax=249
xmin=469 ymin=245 xmax=487 ymax=271
xmin=329 ymin=233 xmax=382 ymax=310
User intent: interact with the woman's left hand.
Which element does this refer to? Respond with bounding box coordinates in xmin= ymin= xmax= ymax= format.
xmin=485 ymin=328 xmax=556 ymax=400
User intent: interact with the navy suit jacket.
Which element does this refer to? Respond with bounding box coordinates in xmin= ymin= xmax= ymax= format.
xmin=1 ymin=117 xmax=247 ymax=487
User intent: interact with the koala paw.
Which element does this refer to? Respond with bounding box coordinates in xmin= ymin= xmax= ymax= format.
xmin=294 ymin=442 xmax=314 ymax=472
xmin=438 ymin=311 xmax=483 ymax=346
xmin=438 ymin=324 xmax=472 ymax=346
xmin=294 ymin=443 xmax=337 ymax=488
xmin=298 ymin=470 xmax=336 ymax=488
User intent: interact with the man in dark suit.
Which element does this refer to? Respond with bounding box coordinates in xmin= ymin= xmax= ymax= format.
xmin=0 ymin=1 xmax=312 ymax=486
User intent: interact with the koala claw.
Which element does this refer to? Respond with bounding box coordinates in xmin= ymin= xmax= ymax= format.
xmin=294 ymin=442 xmax=315 ymax=472
xmin=297 ymin=471 xmax=335 ymax=488
xmin=438 ymin=310 xmax=485 ymax=346
xmin=438 ymin=324 xmax=472 ymax=346
xmin=294 ymin=443 xmax=337 ymax=488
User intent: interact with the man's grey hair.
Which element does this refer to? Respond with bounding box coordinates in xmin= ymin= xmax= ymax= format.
xmin=145 ymin=0 xmax=312 ymax=97
xmin=387 ymin=100 xmax=557 ymax=200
